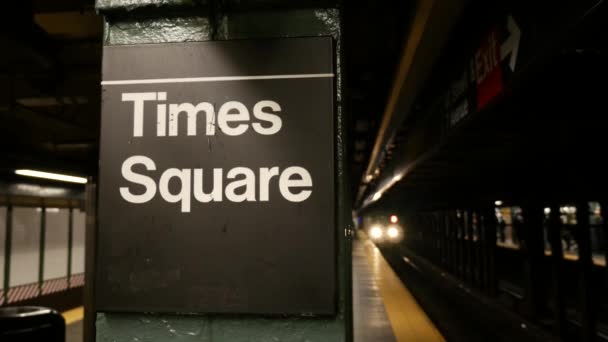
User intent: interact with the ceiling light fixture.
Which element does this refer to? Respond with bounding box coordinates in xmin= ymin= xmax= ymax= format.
xmin=15 ymin=169 xmax=87 ymax=184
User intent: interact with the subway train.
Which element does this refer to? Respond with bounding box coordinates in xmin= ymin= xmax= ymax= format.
xmin=359 ymin=214 xmax=404 ymax=244
xmin=360 ymin=201 xmax=608 ymax=341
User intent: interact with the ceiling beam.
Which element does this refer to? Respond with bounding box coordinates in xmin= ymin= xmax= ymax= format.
xmin=357 ymin=0 xmax=469 ymax=204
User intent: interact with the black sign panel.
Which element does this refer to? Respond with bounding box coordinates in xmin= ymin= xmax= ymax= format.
xmin=97 ymin=38 xmax=335 ymax=314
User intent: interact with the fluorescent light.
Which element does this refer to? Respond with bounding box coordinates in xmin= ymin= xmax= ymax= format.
xmin=494 ymin=200 xmax=503 ymax=206
xmin=393 ymin=174 xmax=402 ymax=182
xmin=15 ymin=169 xmax=87 ymax=184
xmin=390 ymin=215 xmax=398 ymax=223
xmin=373 ymin=192 xmax=382 ymax=201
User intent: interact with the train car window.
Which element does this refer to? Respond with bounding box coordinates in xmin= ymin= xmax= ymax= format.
xmin=456 ymin=210 xmax=463 ymax=239
xmin=463 ymin=211 xmax=470 ymax=240
xmin=496 ymin=206 xmax=522 ymax=249
xmin=588 ymin=202 xmax=604 ymax=267
xmin=543 ymin=207 xmax=552 ymax=256
xmin=559 ymin=205 xmax=579 ymax=261
xmin=471 ymin=212 xmax=479 ymax=242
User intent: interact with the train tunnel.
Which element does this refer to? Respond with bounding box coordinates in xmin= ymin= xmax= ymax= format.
xmin=1 ymin=0 xmax=607 ymax=341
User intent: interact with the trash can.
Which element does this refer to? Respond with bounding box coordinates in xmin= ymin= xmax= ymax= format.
xmin=0 ymin=306 xmax=65 ymax=342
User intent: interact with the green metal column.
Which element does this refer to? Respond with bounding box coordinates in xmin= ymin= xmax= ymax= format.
xmin=94 ymin=1 xmax=351 ymax=341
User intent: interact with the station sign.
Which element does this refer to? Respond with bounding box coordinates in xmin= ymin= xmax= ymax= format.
xmin=97 ymin=38 xmax=336 ymax=314
xmin=445 ymin=14 xmax=523 ymax=128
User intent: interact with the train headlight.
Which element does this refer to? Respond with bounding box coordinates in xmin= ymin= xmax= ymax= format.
xmin=369 ymin=226 xmax=383 ymax=240
xmin=387 ymin=226 xmax=399 ymax=239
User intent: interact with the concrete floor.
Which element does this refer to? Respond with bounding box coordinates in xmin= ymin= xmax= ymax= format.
xmin=66 ymin=320 xmax=83 ymax=342
xmin=353 ymin=240 xmax=397 ymax=342
xmin=353 ymin=240 xmax=444 ymax=342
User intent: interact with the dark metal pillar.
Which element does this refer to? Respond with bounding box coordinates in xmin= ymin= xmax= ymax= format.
xmin=575 ymin=201 xmax=596 ymax=342
xmin=483 ymin=207 xmax=497 ymax=296
xmin=432 ymin=213 xmax=440 ymax=263
xmin=548 ymin=204 xmax=567 ymax=340
xmin=84 ymin=182 xmax=97 ymax=342
xmin=447 ymin=211 xmax=456 ymax=274
xmin=448 ymin=211 xmax=457 ymax=276
xmin=458 ymin=211 xmax=467 ymax=282
xmin=478 ymin=210 xmax=488 ymax=292
xmin=463 ymin=211 xmax=472 ymax=285
xmin=521 ymin=205 xmax=545 ymax=319
xmin=441 ymin=212 xmax=448 ymax=268
xmin=473 ymin=211 xmax=483 ymax=290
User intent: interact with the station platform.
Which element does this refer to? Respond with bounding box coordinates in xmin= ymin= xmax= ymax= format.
xmin=353 ymin=239 xmax=444 ymax=342
xmin=62 ymin=306 xmax=83 ymax=342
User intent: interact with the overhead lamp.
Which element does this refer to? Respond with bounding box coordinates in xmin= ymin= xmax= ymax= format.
xmin=15 ymin=169 xmax=87 ymax=184
xmin=390 ymin=215 xmax=398 ymax=223
xmin=393 ymin=174 xmax=402 ymax=182
xmin=494 ymin=200 xmax=503 ymax=206
xmin=373 ymin=192 xmax=382 ymax=201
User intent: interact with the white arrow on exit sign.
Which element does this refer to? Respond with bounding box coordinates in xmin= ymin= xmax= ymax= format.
xmin=500 ymin=15 xmax=521 ymax=71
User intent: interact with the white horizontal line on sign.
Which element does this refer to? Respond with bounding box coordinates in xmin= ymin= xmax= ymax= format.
xmin=101 ymin=73 xmax=335 ymax=85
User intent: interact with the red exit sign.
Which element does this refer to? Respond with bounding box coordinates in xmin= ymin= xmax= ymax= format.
xmin=475 ymin=27 xmax=503 ymax=109
xmin=474 ymin=16 xmax=521 ymax=109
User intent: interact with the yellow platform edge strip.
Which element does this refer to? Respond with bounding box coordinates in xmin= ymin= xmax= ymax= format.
xmin=62 ymin=306 xmax=84 ymax=325
xmin=363 ymin=241 xmax=445 ymax=342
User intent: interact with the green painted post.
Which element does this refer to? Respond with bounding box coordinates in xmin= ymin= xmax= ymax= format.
xmin=94 ymin=1 xmax=351 ymax=342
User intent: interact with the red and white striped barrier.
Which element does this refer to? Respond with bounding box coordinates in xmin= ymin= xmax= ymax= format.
xmin=69 ymin=273 xmax=85 ymax=288
xmin=41 ymin=278 xmax=69 ymax=295
xmin=7 ymin=283 xmax=40 ymax=303
xmin=1 ymin=274 xmax=86 ymax=305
